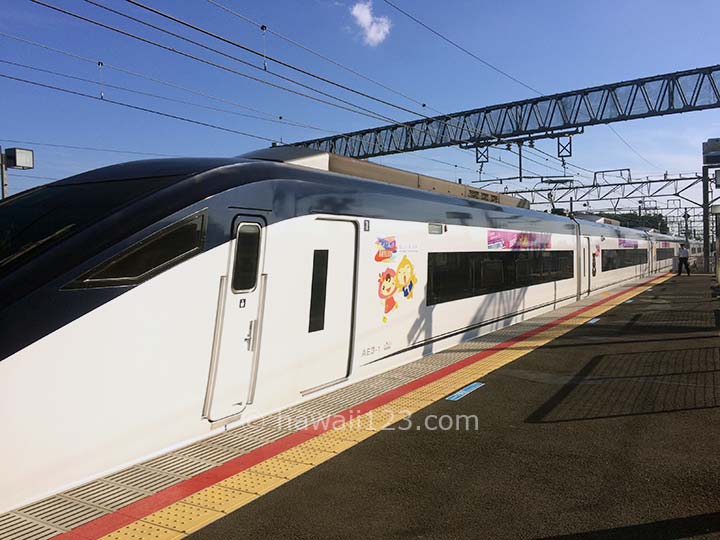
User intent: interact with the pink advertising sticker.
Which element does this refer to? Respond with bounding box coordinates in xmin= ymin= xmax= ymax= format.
xmin=618 ymin=238 xmax=639 ymax=248
xmin=487 ymin=229 xmax=551 ymax=250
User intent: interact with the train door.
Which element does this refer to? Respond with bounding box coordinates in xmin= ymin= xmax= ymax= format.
xmin=203 ymin=217 xmax=266 ymax=422
xmin=299 ymin=219 xmax=357 ymax=395
xmin=582 ymin=236 xmax=591 ymax=295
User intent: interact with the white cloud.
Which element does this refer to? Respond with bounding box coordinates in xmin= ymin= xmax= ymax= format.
xmin=351 ymin=1 xmax=391 ymax=46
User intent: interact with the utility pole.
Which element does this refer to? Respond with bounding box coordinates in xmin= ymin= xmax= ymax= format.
xmin=716 ymin=213 xmax=720 ymax=281
xmin=702 ymin=139 xmax=720 ymax=273
xmin=703 ymin=165 xmax=710 ymax=272
xmin=0 ymin=147 xmax=7 ymax=200
xmin=713 ymin=204 xmax=720 ymax=282
xmin=517 ymin=142 xmax=523 ymax=183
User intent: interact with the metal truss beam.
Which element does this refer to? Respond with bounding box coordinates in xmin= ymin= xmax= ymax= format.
xmin=291 ymin=65 xmax=720 ymax=158
xmin=503 ymin=175 xmax=703 ymax=207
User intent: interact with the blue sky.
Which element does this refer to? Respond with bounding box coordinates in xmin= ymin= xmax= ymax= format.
xmin=1 ymin=0 xmax=719 ymax=207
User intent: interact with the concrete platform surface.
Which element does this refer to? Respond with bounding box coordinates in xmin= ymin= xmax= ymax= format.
xmin=188 ymin=275 xmax=720 ymax=540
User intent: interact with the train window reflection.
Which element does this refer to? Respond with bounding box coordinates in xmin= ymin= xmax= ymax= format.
xmin=231 ymin=223 xmax=261 ymax=292
xmin=0 ymin=176 xmax=181 ymax=279
xmin=601 ymin=248 xmax=648 ymax=271
xmin=69 ymin=211 xmax=206 ymax=288
xmin=428 ymin=250 xmax=574 ymax=306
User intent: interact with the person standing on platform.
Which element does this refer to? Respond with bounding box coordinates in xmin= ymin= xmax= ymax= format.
xmin=677 ymin=244 xmax=690 ymax=276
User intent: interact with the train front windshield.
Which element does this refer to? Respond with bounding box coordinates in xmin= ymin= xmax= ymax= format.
xmin=0 ymin=176 xmax=179 ymax=279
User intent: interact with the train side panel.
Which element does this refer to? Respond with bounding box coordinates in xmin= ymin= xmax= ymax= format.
xmin=0 ymin=213 xmax=680 ymax=513
xmin=0 ymin=246 xmax=227 ymax=512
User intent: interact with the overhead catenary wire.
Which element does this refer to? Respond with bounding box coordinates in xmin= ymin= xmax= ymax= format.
xmin=382 ymin=0 xmax=541 ymax=95
xmin=0 ymin=138 xmax=179 ymax=157
xmin=29 ymin=0 xmax=399 ymax=125
xmin=530 ymin=145 xmax=630 ymax=181
xmin=447 ymin=144 xmax=556 ymax=179
xmin=203 ymin=1 xmax=594 ymax=178
xmin=119 ymin=0 xmax=599 ymax=180
xmin=374 ymin=153 xmax=505 ymax=182
xmin=201 ymin=3 xmax=562 ymax=184
xmin=201 ymin=0 xmax=538 ymax=179
xmin=0 ymin=36 xmax=484 ymax=180
xmin=200 ymin=0 xmax=580 ymax=179
xmin=383 ymin=0 xmax=659 ymax=172
xmin=0 ymin=59 xmax=337 ymax=134
xmin=120 ymin=0 xmax=432 ymax=119
xmin=78 ymin=0 xmax=410 ymax=124
xmin=445 ymin=147 xmax=546 ymax=179
xmin=203 ymin=0 xmax=442 ymax=114
xmin=125 ymin=0 xmax=578 ymax=177
xmin=11 ymin=5 xmax=537 ymax=182
xmin=0 ymin=78 xmax=486 ymax=180
xmin=84 ymin=0 xmax=506 ymax=153
xmin=7 ymin=173 xmax=59 ymax=181
xmin=26 ymin=1 xmax=515 ymax=176
xmin=501 ymin=145 xmax=588 ymax=178
xmin=607 ymin=125 xmax=659 ymax=169
xmin=95 ymin=0 xmax=543 ymax=174
xmin=0 ymin=72 xmax=280 ymax=143
xmin=0 ymin=31 xmax=334 ymax=132
xmin=38 ymin=1 xmax=656 ymax=183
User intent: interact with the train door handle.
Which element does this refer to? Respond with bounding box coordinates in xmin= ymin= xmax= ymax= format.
xmin=244 ymin=320 xmax=256 ymax=351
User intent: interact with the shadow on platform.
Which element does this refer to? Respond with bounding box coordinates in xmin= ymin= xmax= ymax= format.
xmin=527 ymin=345 xmax=720 ymax=423
xmin=533 ymin=511 xmax=720 ymax=540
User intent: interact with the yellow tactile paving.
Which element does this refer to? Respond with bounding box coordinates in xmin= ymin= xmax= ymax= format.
xmin=217 ymin=471 xmax=287 ymax=495
xmin=101 ymin=521 xmax=185 ymax=540
xmin=142 ymin=502 xmax=223 ymax=534
xmin=407 ymin=386 xmax=451 ymax=399
xmin=302 ymin=433 xmax=358 ymax=453
xmin=96 ymin=275 xmax=669 ymax=540
xmin=276 ymin=443 xmax=336 ymax=466
xmin=314 ymin=425 xmax=375 ymax=443
xmin=384 ymin=396 xmax=434 ymax=414
xmin=422 ymin=379 xmax=464 ymax=392
xmin=246 ymin=458 xmax=310 ymax=480
xmin=181 ymin=485 xmax=257 ymax=514
xmin=354 ymin=410 xmax=403 ymax=431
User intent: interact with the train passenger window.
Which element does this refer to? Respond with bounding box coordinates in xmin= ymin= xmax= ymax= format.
xmin=231 ymin=223 xmax=261 ymax=292
xmin=656 ymin=248 xmax=674 ymax=261
xmin=514 ymin=257 xmax=531 ymax=286
xmin=428 ymin=252 xmax=475 ymax=304
xmin=308 ymin=250 xmax=329 ymax=332
xmin=0 ymin=175 xmax=183 ymax=281
xmin=554 ymin=250 xmax=574 ymax=279
xmin=481 ymin=258 xmax=504 ymax=289
xmin=69 ymin=211 xmax=206 ymax=288
xmin=601 ymin=248 xmax=647 ymax=271
xmin=427 ymin=250 xmax=574 ymax=306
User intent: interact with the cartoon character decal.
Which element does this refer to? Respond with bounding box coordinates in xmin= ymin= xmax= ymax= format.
xmin=373 ymin=236 xmax=419 ymax=323
xmin=395 ymin=255 xmax=417 ymax=299
xmin=375 ymin=236 xmax=397 ymax=262
xmin=378 ymin=268 xmax=398 ymax=323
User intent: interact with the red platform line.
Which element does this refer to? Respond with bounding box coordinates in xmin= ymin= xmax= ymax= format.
xmin=52 ymin=274 xmax=666 ymax=540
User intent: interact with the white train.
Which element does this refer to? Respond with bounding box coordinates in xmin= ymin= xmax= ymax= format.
xmin=0 ymin=148 xmax=693 ymax=512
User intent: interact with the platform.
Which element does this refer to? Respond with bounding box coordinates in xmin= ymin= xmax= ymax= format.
xmin=4 ymin=273 xmax=720 ymax=540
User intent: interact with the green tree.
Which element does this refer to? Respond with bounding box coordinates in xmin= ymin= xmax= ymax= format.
xmin=597 ymin=212 xmax=669 ymax=233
